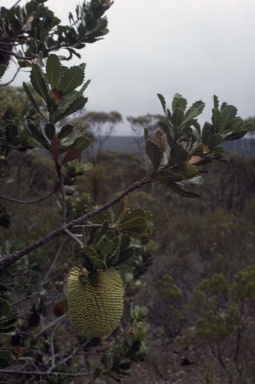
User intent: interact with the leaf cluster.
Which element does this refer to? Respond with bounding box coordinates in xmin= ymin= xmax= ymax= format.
xmin=0 ymin=0 xmax=111 ymax=67
xmin=24 ymin=54 xmax=91 ymax=165
xmin=144 ymin=93 xmax=253 ymax=198
xmin=78 ymin=198 xmax=152 ymax=272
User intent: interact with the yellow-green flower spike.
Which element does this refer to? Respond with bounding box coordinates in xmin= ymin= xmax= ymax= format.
xmin=66 ymin=268 xmax=123 ymax=337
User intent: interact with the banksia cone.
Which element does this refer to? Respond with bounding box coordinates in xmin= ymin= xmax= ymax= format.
xmin=66 ymin=268 xmax=123 ymax=337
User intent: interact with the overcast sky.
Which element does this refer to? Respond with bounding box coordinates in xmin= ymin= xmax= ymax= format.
xmin=2 ymin=0 xmax=255 ymax=135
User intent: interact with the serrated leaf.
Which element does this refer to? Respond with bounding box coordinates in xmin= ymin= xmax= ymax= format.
xmin=212 ymin=108 xmax=221 ymax=129
xmin=169 ymin=183 xmax=201 ymax=198
xmin=206 ymin=133 xmax=222 ymax=148
xmin=46 ymin=54 xmax=61 ymax=89
xmin=219 ymin=105 xmax=237 ymax=133
xmin=83 ymin=245 xmax=105 ymax=269
xmin=115 ymin=248 xmax=135 ymax=267
xmin=58 ymin=124 xmax=75 ymax=139
xmin=26 ymin=123 xmax=49 ymax=149
xmin=213 ymin=95 xmax=219 ymax=109
xmin=0 ymin=350 xmax=15 ymax=368
xmin=90 ymin=210 xmax=112 ymax=225
xmin=23 ymin=82 xmax=46 ymax=120
xmin=171 ymin=163 xmax=199 ymax=179
xmin=180 ymin=101 xmax=205 ymax=128
xmin=72 ymin=136 xmax=91 ymax=151
xmin=44 ymin=123 xmax=56 ymax=141
xmin=157 ymin=93 xmax=166 ymax=113
xmin=78 ymin=251 xmax=94 ymax=271
xmin=151 ymin=169 xmax=183 ymax=185
xmin=170 ymin=144 xmax=189 ymax=165
xmin=55 ymin=95 xmax=88 ymax=122
xmin=172 ymin=108 xmax=184 ymax=128
xmin=114 ymin=199 xmax=127 ymax=224
xmin=145 ymin=140 xmax=162 ymax=171
xmin=0 ymin=65 xmax=7 ymax=81
xmin=58 ymin=66 xmax=84 ymax=94
xmin=0 ymin=298 xmax=11 ymax=318
xmin=223 ymin=130 xmax=248 ymax=141
xmin=118 ymin=209 xmax=151 ymax=238
xmin=30 ymin=63 xmax=49 ymax=102
xmin=172 ymin=94 xmax=187 ymax=112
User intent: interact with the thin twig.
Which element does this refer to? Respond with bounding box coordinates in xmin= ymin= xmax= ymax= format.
xmin=64 ymin=229 xmax=84 ymax=248
xmin=0 ymin=369 xmax=93 ymax=377
xmin=11 ymin=0 xmax=22 ymax=8
xmin=34 ymin=314 xmax=67 ymax=340
xmin=0 ymin=67 xmax=21 ymax=86
xmin=0 ymin=177 xmax=150 ymax=271
xmin=55 ymin=162 xmax=67 ymax=225
xmin=41 ymin=239 xmax=66 ymax=285
xmin=0 ymin=190 xmax=55 ymax=204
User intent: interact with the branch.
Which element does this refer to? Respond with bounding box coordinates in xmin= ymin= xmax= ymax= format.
xmin=0 ymin=177 xmax=150 ymax=271
xmin=0 ymin=66 xmax=21 ymax=87
xmin=0 ymin=369 xmax=92 ymax=378
xmin=55 ymin=162 xmax=67 ymax=225
xmin=64 ymin=229 xmax=84 ymax=248
xmin=34 ymin=314 xmax=67 ymax=340
xmin=0 ymin=190 xmax=55 ymax=204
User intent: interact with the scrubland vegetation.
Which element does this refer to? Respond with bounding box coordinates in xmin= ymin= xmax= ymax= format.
xmin=1 ymin=1 xmax=255 ymax=383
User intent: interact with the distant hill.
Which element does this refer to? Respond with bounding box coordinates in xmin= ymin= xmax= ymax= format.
xmin=91 ymin=136 xmax=255 ymax=158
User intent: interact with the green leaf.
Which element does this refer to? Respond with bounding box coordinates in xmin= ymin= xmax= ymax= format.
xmin=55 ymin=95 xmax=88 ymax=122
xmin=118 ymin=209 xmax=151 ymax=238
xmin=72 ymin=136 xmax=91 ymax=151
xmin=83 ymin=245 xmax=105 ymax=269
xmin=219 ymin=105 xmax=237 ymax=133
xmin=169 ymin=183 xmax=201 ymax=198
xmin=180 ymin=100 xmax=205 ymax=128
xmin=0 ymin=297 xmax=11 ymax=318
xmin=213 ymin=95 xmax=219 ymax=109
xmin=58 ymin=124 xmax=75 ymax=139
xmin=114 ymin=199 xmax=127 ymax=224
xmin=58 ymin=66 xmax=85 ymax=94
xmin=78 ymin=251 xmax=94 ymax=271
xmin=0 ymin=65 xmax=7 ymax=81
xmin=170 ymin=144 xmax=189 ymax=165
xmin=212 ymin=108 xmax=221 ymax=129
xmin=205 ymin=133 xmax=222 ymax=148
xmin=46 ymin=54 xmax=61 ymax=89
xmin=23 ymin=82 xmax=46 ymax=120
xmin=0 ymin=350 xmax=15 ymax=368
xmin=172 ymin=108 xmax=184 ymax=128
xmin=90 ymin=210 xmax=112 ymax=225
xmin=44 ymin=123 xmax=56 ymax=141
xmin=172 ymin=94 xmax=187 ymax=112
xmin=172 ymin=163 xmax=198 ymax=178
xmin=202 ymin=122 xmax=214 ymax=144
xmin=30 ymin=63 xmax=49 ymax=102
xmin=145 ymin=140 xmax=162 ymax=171
xmin=151 ymin=169 xmax=183 ymax=185
xmin=157 ymin=93 xmax=166 ymax=113
xmin=223 ymin=130 xmax=248 ymax=141
xmin=26 ymin=123 xmax=49 ymax=149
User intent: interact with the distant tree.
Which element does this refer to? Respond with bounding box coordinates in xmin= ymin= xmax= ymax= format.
xmin=127 ymin=114 xmax=163 ymax=157
xmin=82 ymin=111 xmax=122 ymax=160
